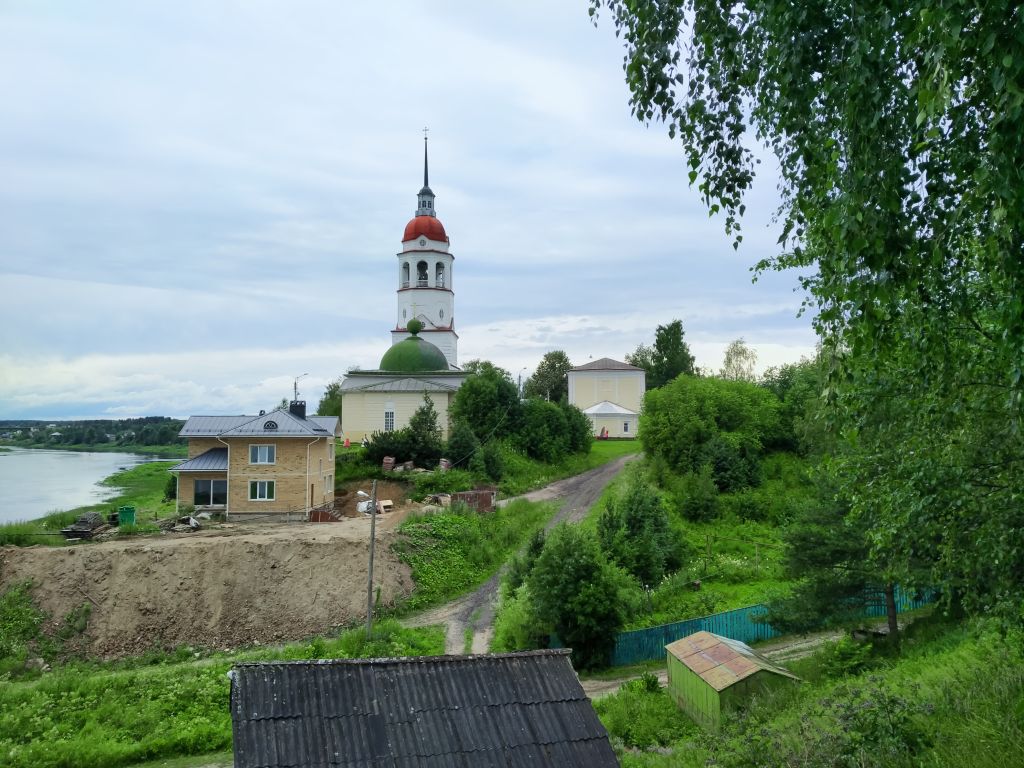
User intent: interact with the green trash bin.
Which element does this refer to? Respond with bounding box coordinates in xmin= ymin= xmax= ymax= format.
xmin=117 ymin=505 xmax=136 ymax=526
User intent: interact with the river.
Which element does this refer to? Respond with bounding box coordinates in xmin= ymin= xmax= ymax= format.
xmin=0 ymin=447 xmax=171 ymax=525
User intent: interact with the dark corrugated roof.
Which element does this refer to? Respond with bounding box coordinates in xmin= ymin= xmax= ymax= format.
xmin=169 ymin=448 xmax=228 ymax=472
xmin=570 ymin=357 xmax=643 ymax=372
xmin=230 ymin=650 xmax=618 ymax=768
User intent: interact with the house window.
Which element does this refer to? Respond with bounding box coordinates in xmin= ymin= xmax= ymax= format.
xmin=249 ymin=444 xmax=276 ymax=464
xmin=384 ymin=410 xmax=395 ymax=432
xmin=194 ymin=479 xmax=227 ymax=506
xmin=329 ymin=442 xmax=335 ymax=460
xmin=623 ymin=421 xmax=630 ymax=433
xmin=249 ymin=480 xmax=275 ymax=501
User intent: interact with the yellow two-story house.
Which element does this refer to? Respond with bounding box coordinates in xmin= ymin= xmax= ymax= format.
xmin=169 ymin=401 xmax=339 ymax=520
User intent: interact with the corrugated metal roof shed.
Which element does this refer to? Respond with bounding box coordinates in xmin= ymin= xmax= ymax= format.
xmin=230 ymin=650 xmax=618 ymax=768
xmin=666 ymin=631 xmax=798 ymax=692
xmin=570 ymin=357 xmax=643 ymax=372
xmin=169 ymin=448 xmax=228 ymax=472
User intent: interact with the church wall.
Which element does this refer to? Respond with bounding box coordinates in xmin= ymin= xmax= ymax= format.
xmin=568 ymin=369 xmax=645 ymax=413
xmin=341 ymin=391 xmax=453 ymax=444
xmin=588 ymin=414 xmax=640 ymax=439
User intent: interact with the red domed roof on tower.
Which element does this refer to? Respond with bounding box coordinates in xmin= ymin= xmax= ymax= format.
xmin=403 ymin=215 xmax=448 ymax=243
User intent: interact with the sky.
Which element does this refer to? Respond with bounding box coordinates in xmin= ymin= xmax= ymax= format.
xmin=0 ymin=1 xmax=818 ymax=420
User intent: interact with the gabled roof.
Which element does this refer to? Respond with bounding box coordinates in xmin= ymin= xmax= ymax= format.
xmin=229 ymin=650 xmax=618 ymax=768
xmin=180 ymin=410 xmax=338 ymax=438
xmin=571 ymin=357 xmax=643 ymax=372
xmin=666 ymin=631 xmax=800 ymax=692
xmin=169 ymin=448 xmax=228 ymax=472
xmin=582 ymin=400 xmax=638 ymax=416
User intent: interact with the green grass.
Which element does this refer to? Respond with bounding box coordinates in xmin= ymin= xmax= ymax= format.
xmin=392 ymin=499 xmax=557 ymax=611
xmin=0 ymin=462 xmax=178 ymax=547
xmin=0 ymin=620 xmax=444 ymax=768
xmin=603 ymin=618 xmax=1023 ymax=768
xmin=497 ymin=439 xmax=640 ymax=497
xmin=593 ymin=672 xmax=699 ymax=749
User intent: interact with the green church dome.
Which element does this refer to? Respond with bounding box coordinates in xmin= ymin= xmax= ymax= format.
xmin=379 ymin=323 xmax=449 ymax=372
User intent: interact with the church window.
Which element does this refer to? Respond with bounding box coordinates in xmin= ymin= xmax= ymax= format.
xmin=417 ymin=261 xmax=428 ymax=286
xmin=403 ymin=309 xmax=407 ymax=319
xmin=439 ymin=309 xmax=444 ymax=319
xmin=402 ymin=262 xmax=410 ymax=288
xmin=384 ymin=410 xmax=395 ymax=432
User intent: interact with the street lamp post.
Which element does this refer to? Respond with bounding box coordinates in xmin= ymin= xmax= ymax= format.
xmin=358 ymin=481 xmax=378 ymax=639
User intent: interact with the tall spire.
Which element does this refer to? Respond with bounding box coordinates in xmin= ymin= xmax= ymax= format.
xmin=423 ymin=128 xmax=429 ymax=188
xmin=416 ymin=128 xmax=436 ymax=218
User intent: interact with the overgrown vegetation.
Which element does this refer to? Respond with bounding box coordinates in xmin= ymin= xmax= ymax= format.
xmin=392 ymin=499 xmax=555 ymax=611
xmin=0 ymin=617 xmax=443 ymax=768
xmin=597 ymin=619 xmax=1023 ymax=768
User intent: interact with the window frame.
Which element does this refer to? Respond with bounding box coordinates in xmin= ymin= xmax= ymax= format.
xmin=193 ymin=478 xmax=227 ymax=506
xmin=249 ymin=444 xmax=276 ymax=465
xmin=384 ymin=410 xmax=395 ymax=432
xmin=249 ymin=480 xmax=275 ymax=501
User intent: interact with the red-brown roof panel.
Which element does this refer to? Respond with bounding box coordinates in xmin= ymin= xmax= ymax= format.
xmin=403 ymin=215 xmax=448 ymax=243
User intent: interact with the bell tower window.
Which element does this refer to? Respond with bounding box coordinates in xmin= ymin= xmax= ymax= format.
xmin=402 ymin=262 xmax=410 ymax=288
xmin=417 ymin=261 xmax=428 ymax=287
xmin=435 ymin=263 xmax=445 ymax=288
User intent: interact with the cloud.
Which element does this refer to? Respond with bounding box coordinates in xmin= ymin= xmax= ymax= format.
xmin=0 ymin=1 xmax=817 ymax=419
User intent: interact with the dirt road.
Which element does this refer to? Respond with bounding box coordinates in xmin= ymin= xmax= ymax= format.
xmin=403 ymin=454 xmax=638 ymax=654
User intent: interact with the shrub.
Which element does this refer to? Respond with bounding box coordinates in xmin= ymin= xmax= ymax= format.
xmin=469 ymin=440 xmax=504 ymax=482
xmin=408 ymin=469 xmax=475 ymax=501
xmin=669 ymin=464 xmax=720 ymax=521
xmin=598 ymin=470 xmax=682 ymax=586
xmin=560 ymin=402 xmax=593 ymax=454
xmin=445 ymin=420 xmax=480 ymax=468
xmin=593 ymin=675 xmax=696 ymax=748
xmin=527 ymin=524 xmax=633 ymax=669
xmin=490 ymin=585 xmax=550 ymax=653
xmin=515 ymin=399 xmax=570 ymax=462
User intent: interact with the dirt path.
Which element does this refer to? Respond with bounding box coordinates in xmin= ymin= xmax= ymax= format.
xmin=403 ymin=454 xmax=638 ymax=654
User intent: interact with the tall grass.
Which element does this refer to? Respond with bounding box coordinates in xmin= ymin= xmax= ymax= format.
xmin=497 ymin=439 xmax=640 ymax=497
xmin=0 ymin=620 xmax=444 ymax=768
xmin=392 ymin=499 xmax=556 ymax=610
xmin=603 ymin=619 xmax=1023 ymax=768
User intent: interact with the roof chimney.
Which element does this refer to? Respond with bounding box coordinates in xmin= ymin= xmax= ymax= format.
xmin=289 ymin=400 xmax=306 ymax=419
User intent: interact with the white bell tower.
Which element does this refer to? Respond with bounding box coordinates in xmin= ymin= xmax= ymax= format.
xmin=391 ymin=131 xmax=458 ymax=368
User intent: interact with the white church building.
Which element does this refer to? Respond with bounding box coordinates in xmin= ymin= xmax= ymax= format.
xmin=339 ymin=139 xmax=468 ymax=441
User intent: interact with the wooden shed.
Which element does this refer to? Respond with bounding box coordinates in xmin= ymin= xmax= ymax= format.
xmin=665 ymin=630 xmax=799 ymax=731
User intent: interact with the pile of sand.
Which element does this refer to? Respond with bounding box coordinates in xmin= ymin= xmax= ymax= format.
xmin=0 ymin=518 xmax=414 ymax=658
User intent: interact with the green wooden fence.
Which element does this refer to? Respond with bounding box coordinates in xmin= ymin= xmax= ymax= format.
xmin=610 ymin=587 xmax=935 ymax=666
